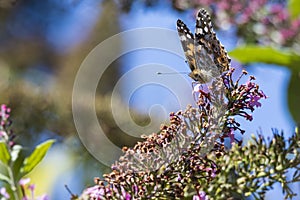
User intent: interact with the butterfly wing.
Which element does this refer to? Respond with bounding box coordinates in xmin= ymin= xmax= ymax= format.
xmin=177 ymin=9 xmax=231 ymax=83
xmin=195 ymin=9 xmax=231 ymax=74
xmin=176 ymin=19 xmax=197 ymax=73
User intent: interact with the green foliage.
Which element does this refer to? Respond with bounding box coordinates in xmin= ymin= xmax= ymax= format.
xmin=0 ymin=173 xmax=11 ymax=185
xmin=0 ymin=142 xmax=10 ymax=165
xmin=288 ymin=71 xmax=300 ymax=124
xmin=229 ymin=46 xmax=300 ymax=71
xmin=288 ymin=0 xmax=300 ymax=19
xmin=20 ymin=139 xmax=55 ymax=176
xmin=0 ymin=104 xmax=54 ymax=199
xmin=0 ymin=138 xmax=55 ymax=199
xmin=207 ymin=128 xmax=300 ymax=199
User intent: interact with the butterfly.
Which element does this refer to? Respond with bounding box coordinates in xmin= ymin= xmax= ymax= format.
xmin=177 ymin=8 xmax=231 ymax=83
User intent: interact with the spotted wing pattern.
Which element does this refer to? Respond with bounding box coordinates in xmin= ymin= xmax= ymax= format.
xmin=177 ymin=8 xmax=231 ymax=83
xmin=176 ymin=20 xmax=197 ymax=77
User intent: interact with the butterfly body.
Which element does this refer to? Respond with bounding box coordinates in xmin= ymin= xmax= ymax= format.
xmin=177 ymin=8 xmax=231 ymax=83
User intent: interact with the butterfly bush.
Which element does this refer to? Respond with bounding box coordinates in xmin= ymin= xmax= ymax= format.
xmin=77 ymin=67 xmax=300 ymax=200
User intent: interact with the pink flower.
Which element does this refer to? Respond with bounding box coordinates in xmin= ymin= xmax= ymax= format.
xmin=193 ymin=191 xmax=208 ymax=200
xmin=84 ymin=185 xmax=105 ymax=198
xmin=217 ymin=1 xmax=230 ymax=10
xmin=248 ymin=94 xmax=262 ymax=108
xmin=270 ymin=3 xmax=284 ymax=13
xmin=0 ymin=187 xmax=10 ymax=199
xmin=28 ymin=184 xmax=35 ymax=192
xmin=121 ymin=187 xmax=131 ymax=200
xmin=19 ymin=178 xmax=30 ymax=186
xmin=0 ymin=131 xmax=5 ymax=137
xmin=291 ymin=19 xmax=300 ymax=30
xmin=1 ymin=104 xmax=7 ymax=112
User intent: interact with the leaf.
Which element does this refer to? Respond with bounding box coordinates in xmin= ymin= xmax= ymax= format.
xmin=20 ymin=139 xmax=55 ymax=176
xmin=0 ymin=173 xmax=11 ymax=184
xmin=0 ymin=142 xmax=10 ymax=165
xmin=288 ymin=0 xmax=300 ymax=19
xmin=229 ymin=46 xmax=300 ymax=71
xmin=288 ymin=70 xmax=300 ymax=124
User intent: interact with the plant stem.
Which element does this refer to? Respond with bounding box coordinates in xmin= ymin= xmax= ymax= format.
xmin=7 ymin=163 xmax=20 ymax=200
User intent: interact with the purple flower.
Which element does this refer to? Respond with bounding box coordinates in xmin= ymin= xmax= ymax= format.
xmin=270 ymin=4 xmax=282 ymax=13
xmin=193 ymin=194 xmax=200 ymax=200
xmin=28 ymin=184 xmax=35 ymax=192
xmin=1 ymin=104 xmax=10 ymax=120
xmin=0 ymin=131 xmax=5 ymax=137
xmin=291 ymin=19 xmax=300 ymax=29
xmin=19 ymin=178 xmax=30 ymax=186
xmin=177 ymin=174 xmax=182 ymax=181
xmin=121 ymin=187 xmax=131 ymax=200
xmin=84 ymin=185 xmax=105 ymax=198
xmin=193 ymin=191 xmax=208 ymax=200
xmin=28 ymin=184 xmax=35 ymax=199
xmin=248 ymin=94 xmax=262 ymax=108
xmin=217 ymin=1 xmax=230 ymax=10
xmin=133 ymin=184 xmax=138 ymax=195
xmin=204 ymin=165 xmax=217 ymax=178
xmin=0 ymin=187 xmax=10 ymax=199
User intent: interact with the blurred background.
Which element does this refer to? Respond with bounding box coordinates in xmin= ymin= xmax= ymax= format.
xmin=0 ymin=0 xmax=299 ymax=199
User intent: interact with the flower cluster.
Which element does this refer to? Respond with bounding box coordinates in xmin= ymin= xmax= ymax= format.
xmin=0 ymin=104 xmax=14 ymax=147
xmin=79 ymin=68 xmax=268 ymax=199
xmin=82 ymin=107 xmax=223 ymax=199
xmin=222 ymin=69 xmax=266 ymax=133
xmin=172 ymin=0 xmax=300 ymax=49
xmin=19 ymin=178 xmax=49 ymax=200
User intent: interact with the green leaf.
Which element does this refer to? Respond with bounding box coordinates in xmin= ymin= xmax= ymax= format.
xmin=229 ymin=46 xmax=300 ymax=71
xmin=288 ymin=0 xmax=300 ymax=19
xmin=288 ymin=70 xmax=300 ymax=124
xmin=0 ymin=142 xmax=10 ymax=165
xmin=0 ymin=173 xmax=11 ymax=184
xmin=20 ymin=139 xmax=55 ymax=176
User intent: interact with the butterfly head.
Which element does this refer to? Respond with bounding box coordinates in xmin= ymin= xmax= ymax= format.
xmin=189 ymin=68 xmax=214 ymax=83
xmin=189 ymin=70 xmax=204 ymax=83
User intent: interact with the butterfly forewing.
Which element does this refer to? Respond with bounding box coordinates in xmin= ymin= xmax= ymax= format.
xmin=176 ymin=19 xmax=197 ymax=73
xmin=195 ymin=9 xmax=231 ymax=72
xmin=177 ymin=8 xmax=231 ymax=83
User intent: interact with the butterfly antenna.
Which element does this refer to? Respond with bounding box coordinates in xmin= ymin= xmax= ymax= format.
xmin=157 ymin=72 xmax=189 ymax=75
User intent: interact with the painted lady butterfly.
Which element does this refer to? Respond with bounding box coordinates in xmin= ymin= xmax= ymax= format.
xmin=177 ymin=8 xmax=231 ymax=83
